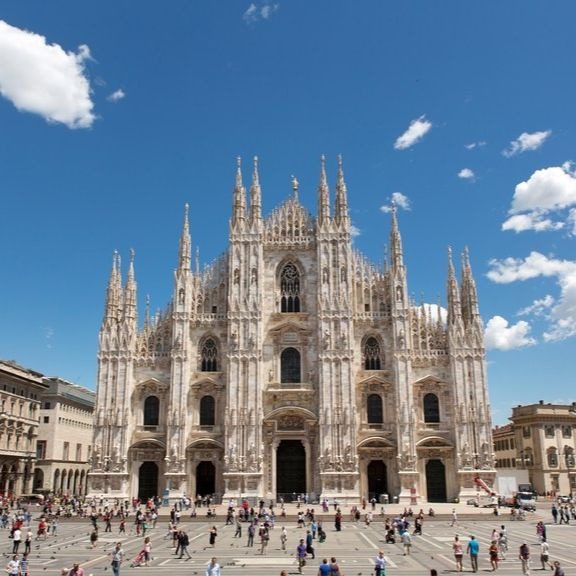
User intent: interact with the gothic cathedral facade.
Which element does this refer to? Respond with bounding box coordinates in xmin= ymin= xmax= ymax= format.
xmin=89 ymin=157 xmax=495 ymax=504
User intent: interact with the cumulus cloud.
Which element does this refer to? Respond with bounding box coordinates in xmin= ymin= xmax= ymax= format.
xmin=394 ymin=115 xmax=432 ymax=150
xmin=502 ymin=165 xmax=576 ymax=233
xmin=380 ymin=191 xmax=411 ymax=213
xmin=484 ymin=316 xmax=537 ymax=350
xmin=107 ymin=89 xmax=125 ymax=102
xmin=458 ymin=168 xmax=475 ymax=180
xmin=350 ymin=224 xmax=361 ymax=237
xmin=243 ymin=2 xmax=279 ymax=23
xmin=502 ymin=130 xmax=551 ymax=157
xmin=487 ymin=252 xmax=576 ymax=342
xmin=0 ymin=20 xmax=95 ymax=128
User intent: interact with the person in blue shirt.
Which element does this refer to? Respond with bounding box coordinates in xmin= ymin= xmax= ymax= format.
xmin=318 ymin=558 xmax=331 ymax=576
xmin=467 ymin=535 xmax=480 ymax=572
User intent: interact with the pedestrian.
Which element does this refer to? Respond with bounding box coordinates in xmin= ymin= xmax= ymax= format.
xmin=330 ymin=556 xmax=341 ymax=576
xmin=467 ymin=535 xmax=479 ymax=573
xmin=489 ymin=540 xmax=499 ymax=571
xmin=178 ymin=531 xmax=192 ymax=560
xmin=540 ymin=541 xmax=550 ymax=570
xmin=209 ymin=525 xmax=217 ymax=548
xmin=259 ymin=526 xmax=270 ymax=555
xmin=68 ymin=563 xmax=85 ymax=576
xmin=453 ymin=535 xmax=464 ymax=572
xmin=519 ymin=542 xmax=531 ymax=576
xmin=297 ymin=539 xmax=307 ymax=574
xmin=90 ymin=529 xmax=98 ymax=549
xmin=205 ymin=557 xmax=221 ymax=576
xmin=306 ymin=530 xmax=315 ymax=559
xmin=20 ymin=553 xmax=29 ymax=576
xmin=498 ymin=526 xmax=508 ymax=560
xmin=401 ymin=529 xmax=412 ymax=556
xmin=280 ymin=526 xmax=287 ymax=550
xmin=374 ymin=550 xmax=387 ymax=576
xmin=451 ymin=509 xmax=458 ymax=527
xmin=24 ymin=529 xmax=32 ymax=554
xmin=334 ymin=509 xmax=342 ymax=532
xmin=143 ymin=536 xmax=151 ymax=566
xmin=12 ymin=527 xmax=21 ymax=554
xmin=6 ymin=554 xmax=19 ymax=576
xmin=247 ymin=522 xmax=255 ymax=547
xmin=551 ymin=504 xmax=558 ymax=524
xmin=552 ymin=561 xmax=565 ymax=576
xmin=110 ymin=542 xmax=124 ymax=576
xmin=234 ymin=519 xmax=242 ymax=538
xmin=318 ymin=557 xmax=331 ymax=576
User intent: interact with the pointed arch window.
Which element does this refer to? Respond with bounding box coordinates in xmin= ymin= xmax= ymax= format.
xmin=280 ymin=263 xmax=301 ymax=312
xmin=364 ymin=337 xmax=382 ymax=370
xmin=367 ymin=394 xmax=383 ymax=425
xmin=200 ymin=395 xmax=215 ymax=426
xmin=281 ymin=347 xmax=301 ymax=384
xmin=143 ymin=396 xmax=160 ymax=426
xmin=200 ymin=338 xmax=218 ymax=371
xmin=423 ymin=393 xmax=440 ymax=423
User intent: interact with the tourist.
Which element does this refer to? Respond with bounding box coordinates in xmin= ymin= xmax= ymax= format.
xmin=467 ymin=535 xmax=479 ymax=573
xmin=330 ymin=557 xmax=342 ymax=576
xmin=552 ymin=561 xmax=565 ymax=576
xmin=205 ymin=557 xmax=221 ymax=576
xmin=209 ymin=525 xmax=217 ymax=548
xmin=374 ymin=550 xmax=387 ymax=576
xmin=280 ymin=526 xmax=288 ymax=550
xmin=68 ymin=563 xmax=85 ymax=576
xmin=519 ymin=542 xmax=530 ymax=576
xmin=110 ymin=542 xmax=124 ymax=576
xmin=318 ymin=558 xmax=331 ymax=576
xmin=489 ymin=539 xmax=499 ymax=571
xmin=540 ymin=540 xmax=550 ymax=570
xmin=297 ymin=539 xmax=307 ymax=574
xmin=6 ymin=555 xmax=19 ymax=576
xmin=401 ymin=528 xmax=412 ymax=555
xmin=453 ymin=535 xmax=463 ymax=572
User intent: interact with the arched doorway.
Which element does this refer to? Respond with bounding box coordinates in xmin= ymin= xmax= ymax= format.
xmin=425 ymin=459 xmax=447 ymax=502
xmin=276 ymin=440 xmax=306 ymax=501
xmin=138 ymin=462 xmax=159 ymax=500
xmin=33 ymin=469 xmax=44 ymax=492
xmin=196 ymin=461 xmax=216 ymax=497
xmin=367 ymin=460 xmax=388 ymax=501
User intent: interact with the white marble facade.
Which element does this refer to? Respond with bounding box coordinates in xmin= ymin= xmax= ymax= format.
xmin=89 ymin=157 xmax=495 ymax=504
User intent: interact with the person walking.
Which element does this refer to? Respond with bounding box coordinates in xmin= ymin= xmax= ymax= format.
xmin=540 ymin=541 xmax=550 ymax=570
xmin=467 ymin=535 xmax=480 ymax=573
xmin=306 ymin=530 xmax=315 ymax=559
xmin=401 ymin=529 xmax=412 ymax=556
xmin=208 ymin=525 xmax=217 ymax=548
xmin=489 ymin=540 xmax=499 ymax=571
xmin=142 ymin=536 xmax=151 ymax=566
xmin=453 ymin=535 xmax=464 ymax=572
xmin=6 ymin=554 xmax=19 ymax=576
xmin=374 ymin=550 xmax=387 ymax=576
xmin=519 ymin=542 xmax=531 ymax=576
xmin=297 ymin=539 xmax=307 ymax=574
xmin=247 ymin=522 xmax=255 ymax=547
xmin=24 ymin=529 xmax=32 ymax=555
xmin=110 ymin=542 xmax=124 ymax=576
xmin=19 ymin=554 xmax=29 ymax=576
xmin=451 ymin=509 xmax=458 ymax=527
xmin=178 ymin=530 xmax=192 ymax=560
xmin=12 ymin=527 xmax=22 ymax=555
xmin=205 ymin=557 xmax=221 ymax=576
xmin=552 ymin=561 xmax=565 ymax=576
xmin=259 ymin=526 xmax=269 ymax=555
xmin=280 ymin=526 xmax=287 ymax=551
xmin=318 ymin=558 xmax=331 ymax=576
xmin=330 ymin=557 xmax=342 ymax=576
xmin=551 ymin=504 xmax=558 ymax=524
xmin=498 ymin=526 xmax=508 ymax=560
xmin=234 ymin=519 xmax=242 ymax=538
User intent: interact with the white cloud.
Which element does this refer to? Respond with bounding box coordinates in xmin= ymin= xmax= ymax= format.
xmin=394 ymin=115 xmax=432 ymax=150
xmin=243 ymin=2 xmax=279 ymax=23
xmin=502 ymin=130 xmax=551 ymax=157
xmin=0 ymin=20 xmax=95 ymax=128
xmin=107 ymin=89 xmax=125 ymax=102
xmin=465 ymin=141 xmax=486 ymax=150
xmin=484 ymin=316 xmax=536 ymax=351
xmin=518 ymin=295 xmax=555 ymax=317
xmin=487 ymin=252 xmax=576 ymax=342
xmin=350 ymin=224 xmax=361 ymax=237
xmin=501 ymin=165 xmax=576 ymax=233
xmin=380 ymin=191 xmax=411 ymax=213
xmin=458 ymin=168 xmax=475 ymax=180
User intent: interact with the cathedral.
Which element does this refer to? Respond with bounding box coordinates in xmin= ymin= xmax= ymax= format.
xmin=89 ymin=156 xmax=495 ymax=504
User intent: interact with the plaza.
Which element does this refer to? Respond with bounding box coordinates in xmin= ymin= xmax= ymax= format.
xmin=7 ymin=501 xmax=575 ymax=576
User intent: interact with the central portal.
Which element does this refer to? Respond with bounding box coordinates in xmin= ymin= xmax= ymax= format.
xmin=276 ymin=439 xmax=306 ymax=501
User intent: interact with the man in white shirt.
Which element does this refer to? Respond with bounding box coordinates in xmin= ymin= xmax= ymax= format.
xmin=205 ymin=557 xmax=221 ymax=576
xmin=12 ymin=528 xmax=22 ymax=555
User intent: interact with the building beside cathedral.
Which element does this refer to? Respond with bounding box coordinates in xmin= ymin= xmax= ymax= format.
xmin=89 ymin=157 xmax=495 ymax=504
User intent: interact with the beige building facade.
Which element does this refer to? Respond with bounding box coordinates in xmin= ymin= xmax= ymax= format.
xmin=494 ymin=402 xmax=576 ymax=496
xmin=34 ymin=378 xmax=95 ymax=496
xmin=0 ymin=360 xmax=47 ymax=496
xmin=90 ymin=157 xmax=495 ymax=504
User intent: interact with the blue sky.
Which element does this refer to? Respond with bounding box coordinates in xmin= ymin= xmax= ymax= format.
xmin=1 ymin=1 xmax=575 ymax=425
